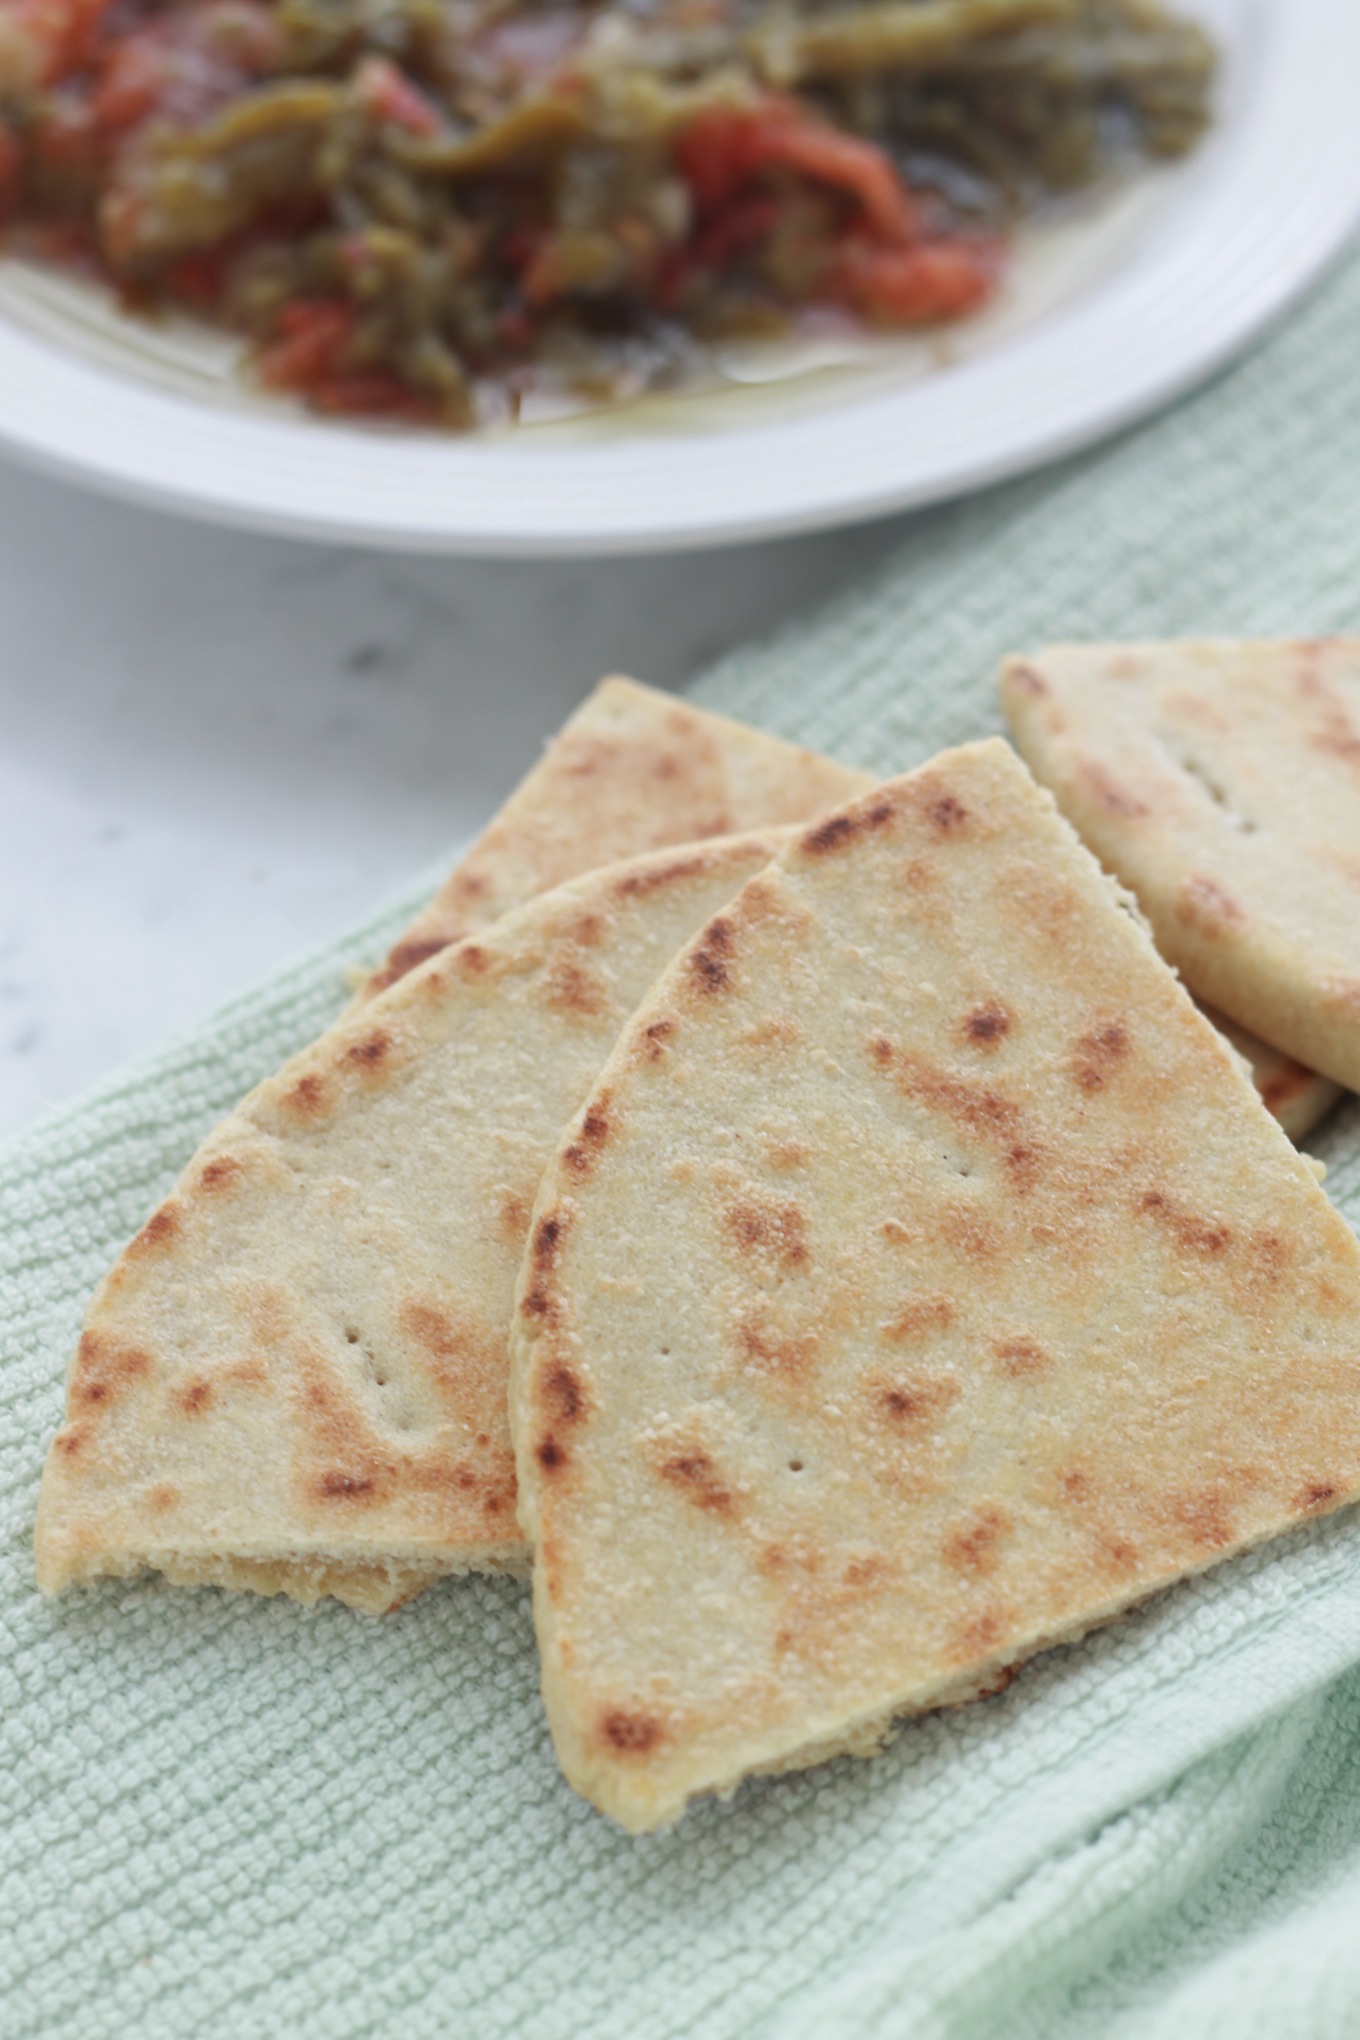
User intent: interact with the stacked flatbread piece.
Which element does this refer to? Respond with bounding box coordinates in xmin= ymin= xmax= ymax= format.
xmin=1001 ymin=639 xmax=1360 ymax=1106
xmin=34 ymin=656 xmax=1360 ymax=1834
xmin=511 ymin=738 xmax=1360 ymax=1831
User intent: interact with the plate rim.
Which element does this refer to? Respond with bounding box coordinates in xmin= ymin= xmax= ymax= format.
xmin=0 ymin=0 xmax=1356 ymax=556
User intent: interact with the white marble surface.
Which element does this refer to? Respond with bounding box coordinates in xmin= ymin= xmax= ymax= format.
xmin=0 ymin=451 xmax=901 ymax=1143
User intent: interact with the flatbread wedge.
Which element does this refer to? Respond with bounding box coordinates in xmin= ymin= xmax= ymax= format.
xmin=510 ymin=741 xmax=1360 ymax=1834
xmin=363 ymin=676 xmax=869 ymax=997
xmin=34 ymin=832 xmax=797 ymax=1612
xmin=999 ymin=640 xmax=1360 ymax=1094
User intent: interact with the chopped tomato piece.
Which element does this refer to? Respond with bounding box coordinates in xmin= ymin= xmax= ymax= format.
xmin=2 ymin=0 xmax=111 ymax=86
xmin=353 ymin=55 xmax=442 ymax=138
xmin=836 ymin=237 xmax=1001 ymax=325
xmin=256 ymin=300 xmax=355 ymax=390
xmin=676 ymin=101 xmax=919 ymax=245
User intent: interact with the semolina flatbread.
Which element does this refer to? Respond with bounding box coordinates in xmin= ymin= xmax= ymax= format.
xmin=510 ymin=741 xmax=1360 ymax=1834
xmin=999 ymin=640 xmax=1360 ymax=1094
xmin=362 ymin=676 xmax=869 ymax=997
xmin=34 ymin=832 xmax=795 ymax=1613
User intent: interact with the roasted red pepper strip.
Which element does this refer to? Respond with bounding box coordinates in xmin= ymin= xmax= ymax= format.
xmin=676 ymin=101 xmax=919 ymax=245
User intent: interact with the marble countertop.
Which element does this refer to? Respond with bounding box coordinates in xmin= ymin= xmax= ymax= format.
xmin=0 ymin=450 xmax=901 ymax=1144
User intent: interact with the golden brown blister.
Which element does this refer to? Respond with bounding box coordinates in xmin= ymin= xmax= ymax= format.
xmin=362 ymin=675 xmax=869 ymax=997
xmin=511 ymin=741 xmax=1360 ymax=1833
xmin=1000 ymin=640 xmax=1360 ymax=1095
xmin=34 ymin=833 xmax=798 ymax=1612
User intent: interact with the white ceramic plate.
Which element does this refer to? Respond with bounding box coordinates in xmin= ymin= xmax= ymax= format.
xmin=0 ymin=0 xmax=1355 ymax=555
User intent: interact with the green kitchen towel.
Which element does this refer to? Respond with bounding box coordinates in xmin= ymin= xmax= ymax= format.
xmin=6 ymin=245 xmax=1360 ymax=2039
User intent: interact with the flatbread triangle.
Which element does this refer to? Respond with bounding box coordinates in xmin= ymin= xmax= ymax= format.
xmin=34 ymin=832 xmax=800 ymax=1611
xmin=999 ymin=639 xmax=1360 ymax=1096
xmin=511 ymin=740 xmax=1360 ymax=1832
xmin=362 ymin=675 xmax=870 ymax=997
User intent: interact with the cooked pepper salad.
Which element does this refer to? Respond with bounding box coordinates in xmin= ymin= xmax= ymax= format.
xmin=0 ymin=0 xmax=1216 ymax=425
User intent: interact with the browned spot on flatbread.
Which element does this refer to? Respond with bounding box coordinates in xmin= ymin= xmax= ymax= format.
xmin=374 ymin=938 xmax=445 ymax=989
xmin=950 ymin=1606 xmax=1008 ymax=1662
xmin=147 ymin=1482 xmax=180 ymax=1514
xmin=870 ymin=1372 xmax=959 ymax=1429
xmin=993 ymin=1336 xmax=1048 ymax=1377
xmin=943 ymin=1505 xmax=1011 ymax=1575
xmin=1078 ymin=759 xmax=1148 ymax=820
xmin=179 ymin=1377 xmax=213 ymax=1417
xmin=312 ymin=1467 xmax=386 ymax=1505
xmin=399 ymin=1301 xmax=461 ymax=1359
xmin=545 ymin=956 xmax=608 ymax=1020
xmin=880 ymin=1047 xmax=1045 ymax=1191
xmin=598 ymin=1709 xmax=666 ymax=1756
xmin=344 ymin=1029 xmax=391 ymax=1071
xmin=1248 ymin=1232 xmax=1291 ymax=1289
xmin=767 ymin=1139 xmax=807 ymax=1171
xmin=522 ymin=1213 xmax=568 ymax=1326
xmin=539 ymin=1361 xmax=587 ymax=1428
xmin=1169 ymin=1489 xmax=1235 ymax=1551
xmin=55 ymin=1426 xmax=84 ymax=1457
xmin=927 ymin=791 xmax=970 ymax=834
xmin=880 ymin=1293 xmax=956 ymax=1342
xmin=740 ymin=1015 xmax=803 ymax=1051
xmin=456 ymin=943 xmax=491 ymax=978
xmin=1098 ymin=1533 xmax=1141 ymax=1574
xmin=614 ymin=852 xmax=712 ymax=901
xmin=640 ymin=1016 xmax=677 ymax=1062
xmin=1139 ymin=1190 xmax=1232 ymax=1258
xmin=1071 ymin=1019 xmax=1131 ymax=1094
xmin=658 ymin=1450 xmax=739 ymax=1516
xmin=801 ymin=797 xmax=897 ymax=858
xmin=282 ymin=1073 xmax=328 ymax=1119
xmin=198 ymin=1156 xmax=243 ymax=1194
xmin=1177 ymin=874 xmax=1246 ymax=938
xmin=735 ymin=1316 xmax=817 ymax=1379
xmin=572 ymin=912 xmax=607 ymax=948
xmin=533 ymin=1212 xmax=566 ymax=1268
xmin=1006 ymin=662 xmax=1048 ymax=699
xmin=73 ymin=1331 xmax=152 ymax=1409
xmin=689 ymin=916 xmax=736 ymax=995
xmin=129 ymin=1205 xmax=180 ymax=1255
xmin=536 ymin=1436 xmax=569 ymax=1474
xmin=938 ymin=1204 xmax=1000 ymax=1261
xmin=723 ymin=1194 xmax=810 ymax=1271
xmin=498 ymin=1189 xmax=531 ymax=1245
xmin=842 ymin=1554 xmax=892 ymax=1591
xmin=962 ymin=1002 xmax=1011 ymax=1051
xmin=563 ymin=1100 xmax=612 ymax=1180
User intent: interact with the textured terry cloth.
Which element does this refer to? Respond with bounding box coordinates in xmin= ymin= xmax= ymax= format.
xmin=6 ymin=256 xmax=1360 ymax=2040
